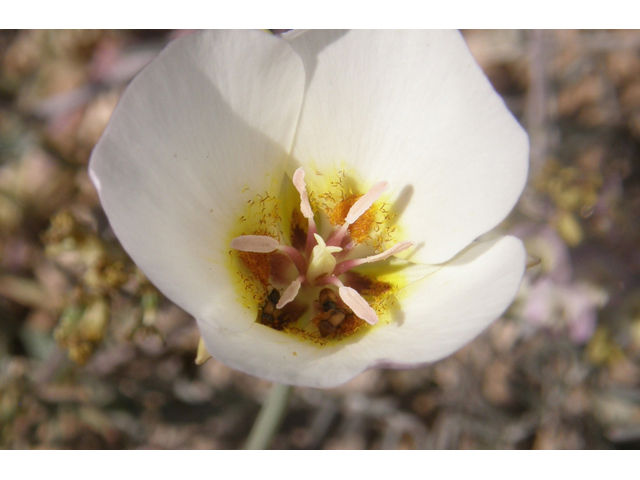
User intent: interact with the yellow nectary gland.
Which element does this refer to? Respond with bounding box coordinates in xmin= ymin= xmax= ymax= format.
xmin=229 ymin=168 xmax=405 ymax=344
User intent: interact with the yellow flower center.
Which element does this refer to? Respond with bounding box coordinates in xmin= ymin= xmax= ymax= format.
xmin=227 ymin=166 xmax=412 ymax=344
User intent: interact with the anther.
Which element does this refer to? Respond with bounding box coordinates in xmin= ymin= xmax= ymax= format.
xmin=293 ymin=168 xmax=313 ymax=219
xmin=328 ymin=181 xmax=388 ymax=247
xmin=276 ymin=276 xmax=303 ymax=309
xmin=338 ymin=286 xmax=378 ymax=325
xmin=231 ymin=235 xmax=307 ymax=273
xmin=293 ymin=167 xmax=318 ymax=256
xmin=230 ymin=235 xmax=279 ymax=253
xmin=345 ymin=181 xmax=388 ymax=224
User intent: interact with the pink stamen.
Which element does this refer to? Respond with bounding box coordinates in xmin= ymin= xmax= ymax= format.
xmin=315 ymin=275 xmax=343 ymax=287
xmin=305 ymin=226 xmax=319 ymax=258
xmin=277 ymin=245 xmax=307 ymax=274
xmin=293 ymin=167 xmax=319 ymax=257
xmin=333 ymin=241 xmax=414 ymax=276
xmin=231 ymin=235 xmax=307 ymax=274
xmin=345 ymin=181 xmax=388 ymax=224
xmin=292 ymin=168 xmax=313 ymax=219
xmin=230 ymin=235 xmax=279 ymax=253
xmin=334 ymin=240 xmax=355 ymax=262
xmin=276 ymin=276 xmax=303 ymax=309
xmin=315 ymin=273 xmax=378 ymax=324
xmin=327 ymin=223 xmax=349 ymax=247
xmin=328 ymin=181 xmax=388 ymax=247
xmin=338 ymin=286 xmax=379 ymax=325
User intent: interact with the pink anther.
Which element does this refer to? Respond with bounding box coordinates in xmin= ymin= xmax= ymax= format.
xmin=230 ymin=235 xmax=279 ymax=253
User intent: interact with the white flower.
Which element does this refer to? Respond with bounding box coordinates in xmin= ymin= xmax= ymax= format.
xmin=89 ymin=30 xmax=529 ymax=388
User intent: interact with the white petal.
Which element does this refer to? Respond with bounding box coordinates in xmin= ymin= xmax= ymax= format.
xmin=371 ymin=235 xmax=526 ymax=367
xmin=89 ymin=30 xmax=305 ymax=331
xmin=284 ymin=30 xmax=529 ymax=264
xmin=197 ymin=235 xmax=525 ymax=388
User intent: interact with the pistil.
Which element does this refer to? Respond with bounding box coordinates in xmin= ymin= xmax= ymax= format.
xmin=306 ymin=234 xmax=342 ymax=283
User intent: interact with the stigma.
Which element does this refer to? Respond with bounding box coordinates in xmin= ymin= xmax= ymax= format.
xmin=230 ymin=167 xmax=413 ymax=340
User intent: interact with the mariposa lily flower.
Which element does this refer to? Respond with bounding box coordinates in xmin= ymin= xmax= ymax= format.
xmin=89 ymin=30 xmax=529 ymax=388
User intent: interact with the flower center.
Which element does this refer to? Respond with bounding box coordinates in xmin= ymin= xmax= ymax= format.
xmin=306 ymin=234 xmax=342 ymax=283
xmin=229 ymin=167 xmax=412 ymax=342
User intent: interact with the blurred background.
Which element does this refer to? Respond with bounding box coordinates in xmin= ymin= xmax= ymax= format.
xmin=1 ymin=29 xmax=639 ymax=449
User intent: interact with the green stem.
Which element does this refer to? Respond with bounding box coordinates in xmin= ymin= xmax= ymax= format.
xmin=244 ymin=383 xmax=293 ymax=450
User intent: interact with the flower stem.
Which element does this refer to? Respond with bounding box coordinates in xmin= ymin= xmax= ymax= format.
xmin=243 ymin=383 xmax=293 ymax=449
